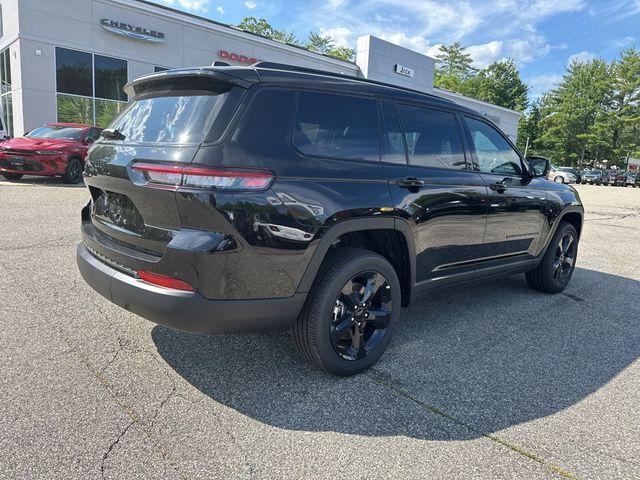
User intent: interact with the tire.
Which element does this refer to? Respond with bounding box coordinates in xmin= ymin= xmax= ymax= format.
xmin=62 ymin=157 xmax=84 ymax=184
xmin=2 ymin=172 xmax=23 ymax=181
xmin=554 ymin=176 xmax=564 ymax=183
xmin=293 ymin=247 xmax=401 ymax=376
xmin=525 ymin=222 xmax=578 ymax=294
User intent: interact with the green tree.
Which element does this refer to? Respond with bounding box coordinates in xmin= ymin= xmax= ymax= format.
xmin=305 ymin=32 xmax=356 ymax=62
xmin=237 ymin=17 xmax=297 ymax=44
xmin=466 ymin=60 xmax=529 ymax=111
xmin=517 ymin=99 xmax=543 ymax=154
xmin=539 ymin=58 xmax=612 ymax=167
xmin=305 ymin=32 xmax=334 ymax=53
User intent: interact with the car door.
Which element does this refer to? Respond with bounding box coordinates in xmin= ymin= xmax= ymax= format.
xmin=463 ymin=115 xmax=548 ymax=262
xmin=381 ymin=100 xmax=488 ymax=284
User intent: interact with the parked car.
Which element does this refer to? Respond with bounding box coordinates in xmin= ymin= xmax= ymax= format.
xmin=559 ymin=166 xmax=581 ymax=184
xmin=601 ymin=170 xmax=612 ymax=185
xmin=611 ymin=171 xmax=627 ymax=186
xmin=625 ymin=172 xmax=638 ymax=187
xmin=76 ymin=62 xmax=584 ymax=375
xmin=548 ymin=164 xmax=577 ymax=183
xmin=0 ymin=123 xmax=102 ymax=183
xmin=581 ymin=169 xmax=603 ymax=185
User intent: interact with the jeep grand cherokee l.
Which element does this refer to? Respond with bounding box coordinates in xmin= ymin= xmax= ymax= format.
xmin=77 ymin=63 xmax=584 ymax=375
xmin=0 ymin=123 xmax=101 ymax=183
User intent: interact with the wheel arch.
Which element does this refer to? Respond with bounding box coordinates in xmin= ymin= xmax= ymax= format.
xmin=296 ymin=218 xmax=416 ymax=306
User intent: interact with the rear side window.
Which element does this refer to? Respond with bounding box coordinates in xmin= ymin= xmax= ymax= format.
xmin=397 ymin=104 xmax=466 ymax=170
xmin=293 ymin=91 xmax=379 ymax=162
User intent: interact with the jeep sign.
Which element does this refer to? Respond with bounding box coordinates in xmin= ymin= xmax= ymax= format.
xmin=394 ymin=64 xmax=414 ymax=77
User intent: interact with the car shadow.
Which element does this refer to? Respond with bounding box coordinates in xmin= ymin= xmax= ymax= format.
xmin=151 ymin=267 xmax=640 ymax=440
xmin=0 ymin=176 xmax=85 ymax=187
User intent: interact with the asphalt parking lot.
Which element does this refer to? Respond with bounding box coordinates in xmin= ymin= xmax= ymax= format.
xmin=0 ymin=179 xmax=639 ymax=479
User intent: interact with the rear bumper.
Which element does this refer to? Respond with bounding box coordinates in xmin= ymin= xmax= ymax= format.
xmin=76 ymin=243 xmax=306 ymax=334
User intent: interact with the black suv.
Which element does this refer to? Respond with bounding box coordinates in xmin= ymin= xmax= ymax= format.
xmin=77 ymin=63 xmax=584 ymax=375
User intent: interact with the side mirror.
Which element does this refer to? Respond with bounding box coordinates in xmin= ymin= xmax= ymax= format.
xmin=527 ymin=156 xmax=550 ymax=178
xmin=84 ymin=137 xmax=95 ymax=145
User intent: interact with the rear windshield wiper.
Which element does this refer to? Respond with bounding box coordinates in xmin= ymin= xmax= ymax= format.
xmin=101 ymin=128 xmax=126 ymax=141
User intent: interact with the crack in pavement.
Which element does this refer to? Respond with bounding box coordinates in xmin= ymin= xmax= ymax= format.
xmin=101 ymin=420 xmax=136 ymax=479
xmin=0 ymin=234 xmax=77 ymax=252
xmin=365 ymin=370 xmax=577 ymax=479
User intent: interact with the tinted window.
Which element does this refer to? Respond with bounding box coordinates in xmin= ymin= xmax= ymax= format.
xmin=27 ymin=125 xmax=84 ymax=140
xmin=397 ymin=104 xmax=466 ymax=169
xmin=465 ymin=117 xmax=522 ymax=175
xmin=56 ymin=47 xmax=92 ymax=97
xmin=94 ymin=55 xmax=127 ymax=101
xmin=154 ymin=66 xmax=170 ymax=72
xmin=293 ymin=92 xmax=379 ymax=161
xmin=110 ymin=94 xmax=224 ymax=144
xmin=380 ymin=101 xmax=406 ymax=165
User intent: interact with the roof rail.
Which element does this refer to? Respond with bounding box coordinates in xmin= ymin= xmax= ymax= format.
xmin=250 ymin=61 xmax=456 ymax=105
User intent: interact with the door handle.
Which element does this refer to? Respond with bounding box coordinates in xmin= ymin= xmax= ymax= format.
xmin=396 ymin=177 xmax=425 ymax=188
xmin=489 ymin=179 xmax=512 ymax=193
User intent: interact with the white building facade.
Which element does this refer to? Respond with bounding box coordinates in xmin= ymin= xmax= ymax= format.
xmin=0 ymin=0 xmax=521 ymax=140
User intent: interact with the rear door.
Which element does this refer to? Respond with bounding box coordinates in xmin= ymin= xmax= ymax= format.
xmin=381 ymin=100 xmax=488 ymax=283
xmin=463 ymin=115 xmax=548 ymax=261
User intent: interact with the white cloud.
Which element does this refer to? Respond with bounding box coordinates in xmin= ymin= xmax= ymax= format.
xmin=467 ymin=41 xmax=504 ymax=68
xmin=567 ymin=50 xmax=596 ymax=66
xmin=319 ymin=27 xmax=355 ymax=48
xmin=216 ymin=5 xmax=225 ymax=14
xmin=161 ymin=0 xmax=210 ymax=13
xmin=528 ymin=73 xmax=563 ymax=99
xmin=612 ymin=36 xmax=636 ymax=48
xmin=244 ymin=1 xmax=257 ymax=9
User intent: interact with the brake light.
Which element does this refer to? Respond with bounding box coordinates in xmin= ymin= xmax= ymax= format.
xmin=137 ymin=269 xmax=196 ymax=292
xmin=131 ymin=163 xmax=274 ymax=191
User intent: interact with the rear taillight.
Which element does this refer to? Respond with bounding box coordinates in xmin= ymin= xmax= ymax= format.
xmin=131 ymin=163 xmax=274 ymax=191
xmin=137 ymin=269 xmax=196 ymax=292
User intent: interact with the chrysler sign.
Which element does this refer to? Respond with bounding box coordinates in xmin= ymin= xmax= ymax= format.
xmin=100 ymin=18 xmax=166 ymax=43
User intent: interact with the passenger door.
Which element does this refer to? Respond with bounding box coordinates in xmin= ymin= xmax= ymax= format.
xmin=381 ymin=101 xmax=488 ymax=283
xmin=463 ymin=115 xmax=548 ymax=261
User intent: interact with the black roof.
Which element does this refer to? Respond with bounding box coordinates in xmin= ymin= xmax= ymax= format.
xmin=126 ymin=62 xmax=481 ymax=115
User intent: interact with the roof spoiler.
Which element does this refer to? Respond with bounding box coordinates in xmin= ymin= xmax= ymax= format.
xmin=123 ymin=67 xmax=259 ymax=98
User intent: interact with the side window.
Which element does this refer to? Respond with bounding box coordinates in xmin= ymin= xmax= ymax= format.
xmin=397 ymin=104 xmax=466 ymax=170
xmin=380 ymin=101 xmax=406 ymax=164
xmin=293 ymin=91 xmax=379 ymax=162
xmin=465 ymin=117 xmax=522 ymax=175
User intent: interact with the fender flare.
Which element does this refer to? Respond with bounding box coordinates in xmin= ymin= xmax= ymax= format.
xmin=296 ymin=217 xmax=416 ymax=294
xmin=538 ymin=205 xmax=584 ymax=255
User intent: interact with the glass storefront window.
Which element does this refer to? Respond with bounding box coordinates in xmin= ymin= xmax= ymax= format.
xmin=0 ymin=46 xmax=12 ymax=136
xmin=56 ymin=94 xmax=94 ymax=125
xmin=95 ymin=99 xmax=127 ymax=128
xmin=56 ymin=47 xmax=92 ymax=97
xmin=95 ymin=55 xmax=127 ymax=101
xmin=55 ymin=47 xmax=129 ymax=126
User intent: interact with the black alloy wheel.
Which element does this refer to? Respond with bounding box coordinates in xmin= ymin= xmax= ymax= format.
xmin=330 ymin=271 xmax=393 ymax=361
xmin=525 ymin=221 xmax=578 ymax=293
xmin=552 ymin=232 xmax=576 ymax=285
xmin=293 ymin=247 xmax=401 ymax=375
xmin=63 ymin=158 xmax=84 ymax=184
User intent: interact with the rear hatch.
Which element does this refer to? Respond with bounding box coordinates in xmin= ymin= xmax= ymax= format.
xmin=82 ymin=68 xmax=255 ymax=269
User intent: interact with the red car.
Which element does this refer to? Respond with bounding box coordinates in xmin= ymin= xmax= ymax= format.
xmin=0 ymin=123 xmax=102 ymax=184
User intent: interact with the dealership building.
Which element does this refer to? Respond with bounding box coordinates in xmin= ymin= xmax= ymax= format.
xmin=0 ymin=0 xmax=521 ymax=139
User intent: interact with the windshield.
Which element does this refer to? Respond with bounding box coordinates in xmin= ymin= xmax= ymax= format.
xmin=110 ymin=94 xmax=225 ymax=144
xmin=27 ymin=125 xmax=85 ymax=140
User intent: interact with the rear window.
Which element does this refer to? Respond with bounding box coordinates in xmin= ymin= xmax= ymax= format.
xmin=293 ymin=91 xmax=379 ymax=162
xmin=110 ymin=77 xmax=242 ymax=144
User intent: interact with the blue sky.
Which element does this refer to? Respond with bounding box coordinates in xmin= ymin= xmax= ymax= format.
xmin=156 ymin=0 xmax=640 ymax=99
